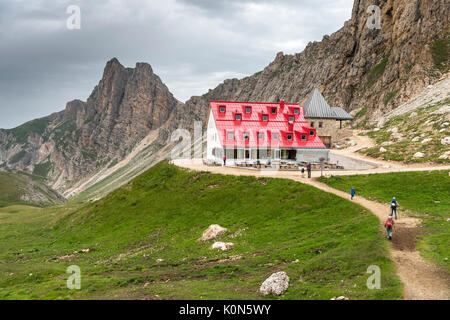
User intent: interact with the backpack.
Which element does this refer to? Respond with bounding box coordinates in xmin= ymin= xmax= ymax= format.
xmin=391 ymin=201 xmax=397 ymax=208
xmin=386 ymin=220 xmax=393 ymax=227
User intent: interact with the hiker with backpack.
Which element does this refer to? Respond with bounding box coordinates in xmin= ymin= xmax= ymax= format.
xmin=390 ymin=197 xmax=399 ymax=220
xmin=350 ymin=187 xmax=355 ymax=200
xmin=384 ymin=215 xmax=395 ymax=240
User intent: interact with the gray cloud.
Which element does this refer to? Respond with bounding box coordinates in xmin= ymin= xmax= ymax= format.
xmin=0 ymin=0 xmax=353 ymax=129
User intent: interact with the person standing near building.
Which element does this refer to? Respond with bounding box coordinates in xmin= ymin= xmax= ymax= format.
xmin=351 ymin=187 xmax=355 ymax=200
xmin=223 ymin=156 xmax=227 ymax=166
xmin=391 ymin=197 xmax=399 ymax=220
xmin=306 ymin=163 xmax=312 ymax=178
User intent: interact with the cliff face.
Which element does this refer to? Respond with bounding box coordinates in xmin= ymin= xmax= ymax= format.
xmin=0 ymin=58 xmax=184 ymax=192
xmin=185 ymin=0 xmax=449 ymax=121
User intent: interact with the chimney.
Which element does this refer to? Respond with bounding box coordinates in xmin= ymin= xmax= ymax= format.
xmin=280 ymin=99 xmax=285 ymax=108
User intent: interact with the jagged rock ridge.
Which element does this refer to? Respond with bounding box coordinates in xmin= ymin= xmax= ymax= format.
xmin=0 ymin=58 xmax=186 ymax=192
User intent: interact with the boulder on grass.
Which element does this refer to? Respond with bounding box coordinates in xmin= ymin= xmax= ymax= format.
xmin=211 ymin=242 xmax=234 ymax=251
xmin=260 ymin=272 xmax=290 ymax=296
xmin=331 ymin=296 xmax=349 ymax=300
xmin=201 ymin=224 xmax=227 ymax=242
xmin=413 ymin=152 xmax=425 ymax=159
xmin=441 ymin=137 xmax=450 ymax=146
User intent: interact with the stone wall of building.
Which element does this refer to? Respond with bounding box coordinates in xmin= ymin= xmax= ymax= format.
xmin=307 ymin=118 xmax=353 ymax=146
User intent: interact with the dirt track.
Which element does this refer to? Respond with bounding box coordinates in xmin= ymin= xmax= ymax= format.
xmin=173 ymin=158 xmax=449 ymax=300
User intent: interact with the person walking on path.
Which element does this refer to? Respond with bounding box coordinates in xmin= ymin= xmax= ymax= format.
xmin=390 ymin=197 xmax=399 ymax=220
xmin=306 ymin=163 xmax=312 ymax=179
xmin=350 ymin=187 xmax=355 ymax=200
xmin=301 ymin=167 xmax=305 ymax=178
xmin=384 ymin=215 xmax=395 ymax=240
xmin=223 ymin=156 xmax=227 ymax=166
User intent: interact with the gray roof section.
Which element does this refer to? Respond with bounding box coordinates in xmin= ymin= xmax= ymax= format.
xmin=303 ymin=88 xmax=354 ymax=120
xmin=331 ymin=107 xmax=354 ymax=120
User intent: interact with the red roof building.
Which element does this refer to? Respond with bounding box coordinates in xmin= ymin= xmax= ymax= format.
xmin=206 ymin=100 xmax=329 ymax=164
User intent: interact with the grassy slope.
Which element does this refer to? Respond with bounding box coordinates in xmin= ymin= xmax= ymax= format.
xmin=0 ymin=171 xmax=62 ymax=208
xmin=0 ymin=162 xmax=401 ymax=300
xmin=319 ymin=171 xmax=450 ymax=272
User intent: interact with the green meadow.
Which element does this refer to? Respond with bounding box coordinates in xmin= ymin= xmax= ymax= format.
xmin=0 ymin=162 xmax=401 ymax=299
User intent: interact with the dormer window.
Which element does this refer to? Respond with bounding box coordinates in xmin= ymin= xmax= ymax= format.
xmin=272 ymin=133 xmax=279 ymax=140
xmin=219 ymin=105 xmax=226 ymax=113
xmin=310 ymin=122 xmax=315 ymax=127
xmin=309 ymin=130 xmax=315 ymax=136
xmin=262 ymin=115 xmax=268 ymax=121
xmin=294 ymin=108 xmax=299 ymax=115
xmin=289 ymin=116 xmax=294 ymax=122
xmin=287 ymin=134 xmax=293 ymax=141
xmin=245 ymin=106 xmax=252 ymax=114
xmin=258 ymin=133 xmax=264 ymax=140
xmin=235 ymin=113 xmax=242 ymax=121
xmin=227 ymin=132 xmax=234 ymax=140
xmin=243 ymin=132 xmax=249 ymax=140
xmin=271 ymin=108 xmax=277 ymax=114
xmin=301 ymin=134 xmax=307 ymax=141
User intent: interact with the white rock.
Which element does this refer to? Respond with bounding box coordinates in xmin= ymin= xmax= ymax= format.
xmin=211 ymin=242 xmax=235 ymax=251
xmin=156 ymin=258 xmax=165 ymax=263
xmin=260 ymin=272 xmax=290 ymax=296
xmin=440 ymin=137 xmax=450 ymax=146
xmin=413 ymin=152 xmax=425 ymax=159
xmin=409 ymin=112 xmax=418 ymax=118
xmin=381 ymin=141 xmax=393 ymax=147
xmin=412 ymin=137 xmax=420 ymax=142
xmin=346 ymin=140 xmax=357 ymax=147
xmin=331 ymin=296 xmax=349 ymax=300
xmin=387 ymin=127 xmax=398 ymax=133
xmin=393 ymin=132 xmax=404 ymax=140
xmin=442 ymin=122 xmax=449 ymax=127
xmin=439 ymin=151 xmax=450 ymax=160
xmin=440 ymin=128 xmax=446 ymax=133
xmin=420 ymin=133 xmax=426 ymax=137
xmin=373 ymin=128 xmax=380 ymax=132
xmin=201 ymin=224 xmax=227 ymax=241
xmin=422 ymin=138 xmax=432 ymax=144
xmin=379 ymin=147 xmax=387 ymax=153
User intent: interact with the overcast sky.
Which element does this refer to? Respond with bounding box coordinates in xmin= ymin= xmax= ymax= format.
xmin=0 ymin=0 xmax=353 ymax=129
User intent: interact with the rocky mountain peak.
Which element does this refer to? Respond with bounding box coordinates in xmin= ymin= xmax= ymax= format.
xmin=0 ymin=58 xmax=183 ymax=192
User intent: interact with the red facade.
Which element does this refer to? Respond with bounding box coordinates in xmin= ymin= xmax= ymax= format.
xmin=210 ymin=100 xmax=326 ymax=149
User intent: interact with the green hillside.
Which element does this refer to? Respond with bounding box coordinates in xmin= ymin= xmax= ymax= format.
xmin=0 ymin=171 xmax=64 ymax=208
xmin=0 ymin=162 xmax=401 ymax=300
xmin=319 ymin=171 xmax=450 ymax=272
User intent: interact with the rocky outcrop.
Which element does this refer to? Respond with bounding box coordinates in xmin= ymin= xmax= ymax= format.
xmin=185 ymin=0 xmax=449 ymax=121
